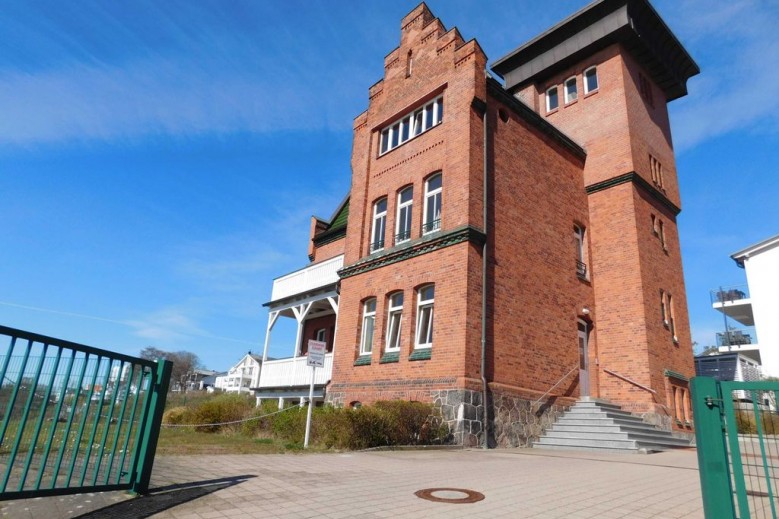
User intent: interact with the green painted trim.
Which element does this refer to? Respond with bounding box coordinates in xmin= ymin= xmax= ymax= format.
xmin=312 ymin=226 xmax=346 ymax=247
xmin=379 ymin=352 xmax=399 ymax=364
xmin=339 ymin=225 xmax=486 ymax=279
xmin=585 ymin=172 xmax=681 ymax=216
xmin=664 ymin=369 xmax=689 ymax=382
xmin=353 ymin=356 xmax=371 ymax=366
xmin=409 ymin=349 xmax=432 ymax=361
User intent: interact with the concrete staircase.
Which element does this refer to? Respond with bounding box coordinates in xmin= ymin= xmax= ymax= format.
xmin=534 ymin=399 xmax=692 ymax=453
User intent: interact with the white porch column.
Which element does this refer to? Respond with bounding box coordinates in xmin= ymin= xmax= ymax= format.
xmin=327 ymin=295 xmax=339 ymax=353
xmin=262 ymin=311 xmax=280 ymax=362
xmin=291 ymin=302 xmax=313 ymax=358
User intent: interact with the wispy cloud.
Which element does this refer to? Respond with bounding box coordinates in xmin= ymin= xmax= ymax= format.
xmin=0 ymin=2 xmax=372 ymax=146
xmin=666 ymin=0 xmax=779 ymax=151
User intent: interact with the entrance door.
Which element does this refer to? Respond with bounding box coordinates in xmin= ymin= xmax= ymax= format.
xmin=578 ymin=320 xmax=590 ymax=397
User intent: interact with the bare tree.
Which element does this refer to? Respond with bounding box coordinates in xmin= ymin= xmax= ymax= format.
xmin=140 ymin=347 xmax=203 ymax=390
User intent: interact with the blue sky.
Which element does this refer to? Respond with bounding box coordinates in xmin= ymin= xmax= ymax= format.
xmin=1 ymin=0 xmax=777 ymax=371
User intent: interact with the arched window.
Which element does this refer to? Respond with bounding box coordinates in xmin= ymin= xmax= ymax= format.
xmin=423 ymin=174 xmax=442 ymax=234
xmin=415 ymin=285 xmax=435 ymax=348
xmin=564 ymin=76 xmax=578 ymax=103
xmin=546 ymin=86 xmax=559 ymax=112
xmin=396 ymin=186 xmax=413 ymax=244
xmin=386 ymin=292 xmax=404 ymax=352
xmin=360 ymin=299 xmax=376 ymax=356
xmin=370 ymin=198 xmax=387 ymax=253
xmin=584 ymin=66 xmax=598 ymax=94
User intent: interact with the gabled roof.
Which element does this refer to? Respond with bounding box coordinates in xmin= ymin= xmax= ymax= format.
xmin=491 ymin=0 xmax=699 ymax=101
xmin=313 ymin=194 xmax=350 ymax=246
xmin=731 ymin=233 xmax=779 ymax=267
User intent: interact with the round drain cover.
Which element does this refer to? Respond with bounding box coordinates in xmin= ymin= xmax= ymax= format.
xmin=414 ymin=488 xmax=485 ymax=504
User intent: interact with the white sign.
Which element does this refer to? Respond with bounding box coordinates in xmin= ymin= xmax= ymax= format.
xmin=307 ymin=340 xmax=326 ymax=367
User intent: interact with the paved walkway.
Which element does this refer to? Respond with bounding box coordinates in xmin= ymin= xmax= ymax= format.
xmin=1 ymin=448 xmax=705 ymax=518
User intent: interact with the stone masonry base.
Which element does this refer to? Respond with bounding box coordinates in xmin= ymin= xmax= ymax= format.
xmin=432 ymin=388 xmax=570 ymax=448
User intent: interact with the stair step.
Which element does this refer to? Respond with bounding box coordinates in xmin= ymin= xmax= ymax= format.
xmin=535 ymin=437 xmax=639 ymax=450
xmin=533 ymin=399 xmax=692 ymax=453
xmin=544 ymin=430 xmax=690 ymax=445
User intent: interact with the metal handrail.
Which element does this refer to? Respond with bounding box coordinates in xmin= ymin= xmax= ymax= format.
xmin=603 ymin=368 xmax=657 ymax=394
xmin=532 ymin=365 xmax=579 ymax=407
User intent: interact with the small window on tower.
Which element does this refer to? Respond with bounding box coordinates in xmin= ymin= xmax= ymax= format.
xmin=564 ymin=77 xmax=578 ymax=104
xmin=546 ymin=86 xmax=559 ymax=112
xmin=584 ymin=67 xmax=599 ymax=94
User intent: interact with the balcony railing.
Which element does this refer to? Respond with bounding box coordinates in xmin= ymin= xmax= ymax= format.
xmin=422 ymin=218 xmax=441 ymax=234
xmin=270 ymin=255 xmax=343 ymax=302
xmin=395 ymin=229 xmax=411 ymax=244
xmin=257 ymin=353 xmax=334 ymax=389
xmin=369 ymin=239 xmax=384 ymax=253
xmin=710 ymin=285 xmax=750 ymax=305
xmin=576 ymin=259 xmax=587 ymax=279
xmin=716 ymin=330 xmax=753 ymax=347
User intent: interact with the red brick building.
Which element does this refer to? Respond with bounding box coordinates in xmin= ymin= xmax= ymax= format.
xmin=255 ymin=0 xmax=698 ymax=447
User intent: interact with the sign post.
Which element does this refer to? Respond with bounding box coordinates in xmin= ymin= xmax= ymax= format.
xmin=304 ymin=340 xmax=326 ymax=448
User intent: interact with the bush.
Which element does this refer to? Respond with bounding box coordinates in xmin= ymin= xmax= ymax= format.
xmin=313 ymin=401 xmax=449 ymax=450
xmin=272 ymin=406 xmax=308 ymax=442
xmin=241 ymin=400 xmax=284 ymax=437
xmin=188 ymin=393 xmax=255 ymax=433
xmin=162 ymin=406 xmax=191 ymax=425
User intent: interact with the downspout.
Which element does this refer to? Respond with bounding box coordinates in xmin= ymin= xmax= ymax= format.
xmin=480 ymin=90 xmax=489 ymax=450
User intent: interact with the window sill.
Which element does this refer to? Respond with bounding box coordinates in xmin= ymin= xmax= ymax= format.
xmin=409 ymin=348 xmax=432 ymax=361
xmin=380 ymin=351 xmax=400 ymax=364
xmin=545 ymin=108 xmax=559 ymax=116
xmin=584 ymin=89 xmax=599 ymax=98
xmin=564 ymin=98 xmax=578 ymax=106
xmin=354 ymin=355 xmax=372 ymax=366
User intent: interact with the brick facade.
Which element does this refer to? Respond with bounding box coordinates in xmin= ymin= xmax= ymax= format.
xmin=280 ymin=1 xmax=698 ymax=445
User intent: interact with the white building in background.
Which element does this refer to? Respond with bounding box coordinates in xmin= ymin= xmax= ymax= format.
xmin=713 ymin=233 xmax=779 ymax=377
xmin=214 ymin=352 xmax=264 ymax=394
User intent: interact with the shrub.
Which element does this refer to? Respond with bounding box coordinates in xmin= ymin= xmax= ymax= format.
xmin=312 ymin=401 xmax=448 ymax=450
xmin=189 ymin=393 xmax=254 ymax=433
xmin=241 ymin=400 xmax=283 ymax=437
xmin=272 ymin=406 xmax=308 ymax=442
xmin=162 ymin=406 xmax=191 ymax=425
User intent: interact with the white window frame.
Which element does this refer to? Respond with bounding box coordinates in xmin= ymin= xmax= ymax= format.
xmin=385 ymin=292 xmax=404 ymax=352
xmin=668 ymin=293 xmax=678 ymax=342
xmin=564 ymin=76 xmax=578 ymax=104
xmin=574 ymin=224 xmax=587 ymax=279
xmin=415 ymin=285 xmax=434 ymax=348
xmin=379 ymin=95 xmax=443 ymax=155
xmin=546 ymin=86 xmax=559 ymax=112
xmin=359 ymin=299 xmax=376 ymax=355
xmin=315 ymin=328 xmax=327 ymax=343
xmin=423 ymin=173 xmax=442 ymax=235
xmin=660 ymin=290 xmax=668 ymax=326
xmin=584 ymin=66 xmax=599 ymax=94
xmin=370 ymin=198 xmax=387 ymax=253
xmin=395 ymin=186 xmax=413 ymax=244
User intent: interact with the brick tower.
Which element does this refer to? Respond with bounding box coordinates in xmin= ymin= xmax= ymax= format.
xmin=493 ymin=0 xmax=699 ymax=424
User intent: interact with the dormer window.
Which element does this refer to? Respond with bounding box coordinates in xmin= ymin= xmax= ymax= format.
xmin=546 ymin=86 xmax=559 ymax=112
xmin=379 ymin=96 xmax=443 ymax=155
xmin=564 ymin=77 xmax=578 ymax=104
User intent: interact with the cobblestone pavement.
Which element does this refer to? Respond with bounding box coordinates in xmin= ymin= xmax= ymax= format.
xmin=1 ymin=448 xmax=705 ymax=518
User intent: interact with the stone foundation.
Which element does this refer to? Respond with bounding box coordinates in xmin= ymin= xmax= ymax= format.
xmin=432 ymin=388 xmax=570 ymax=447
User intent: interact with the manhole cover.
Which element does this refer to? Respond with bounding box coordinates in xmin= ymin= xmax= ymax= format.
xmin=414 ymin=487 xmax=485 ymax=504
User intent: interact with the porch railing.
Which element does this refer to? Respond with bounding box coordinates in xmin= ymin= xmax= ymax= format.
xmin=258 ymin=353 xmax=333 ymax=388
xmin=270 ymin=255 xmax=343 ymax=302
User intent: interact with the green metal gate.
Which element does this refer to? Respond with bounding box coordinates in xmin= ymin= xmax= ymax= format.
xmin=0 ymin=325 xmax=172 ymax=500
xmin=692 ymin=376 xmax=779 ymax=518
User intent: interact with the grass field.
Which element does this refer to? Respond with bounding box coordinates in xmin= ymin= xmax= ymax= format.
xmin=155 ymin=427 xmax=317 ymax=455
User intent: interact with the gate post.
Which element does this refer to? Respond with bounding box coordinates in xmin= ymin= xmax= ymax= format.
xmin=132 ymin=359 xmax=173 ymax=495
xmin=691 ymin=376 xmax=736 ymax=518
